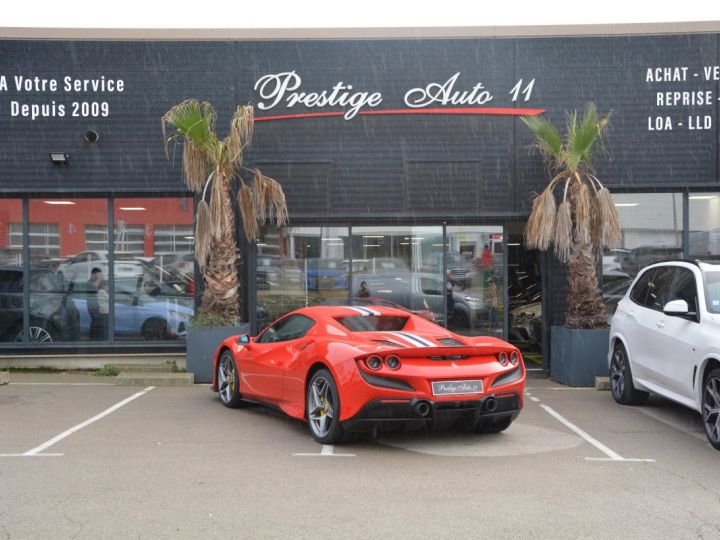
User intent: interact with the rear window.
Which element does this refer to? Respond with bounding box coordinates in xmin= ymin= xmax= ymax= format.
xmin=704 ymin=270 xmax=720 ymax=314
xmin=336 ymin=316 xmax=408 ymax=332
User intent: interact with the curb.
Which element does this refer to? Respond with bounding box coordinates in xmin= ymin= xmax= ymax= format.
xmin=0 ymin=371 xmax=8 ymax=385
xmin=595 ymin=376 xmax=610 ymax=391
xmin=114 ymin=372 xmax=195 ymax=386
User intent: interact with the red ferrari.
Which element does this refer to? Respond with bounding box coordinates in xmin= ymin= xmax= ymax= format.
xmin=211 ymin=305 xmax=525 ymax=444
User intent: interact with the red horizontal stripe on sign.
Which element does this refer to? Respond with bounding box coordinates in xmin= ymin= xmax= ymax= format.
xmin=254 ymin=107 xmax=546 ymax=122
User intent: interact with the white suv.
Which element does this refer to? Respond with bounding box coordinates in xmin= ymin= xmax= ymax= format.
xmin=609 ymin=260 xmax=720 ymax=449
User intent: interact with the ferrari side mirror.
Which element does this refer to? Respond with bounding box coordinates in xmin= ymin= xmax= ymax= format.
xmin=237 ymin=334 xmax=250 ymax=344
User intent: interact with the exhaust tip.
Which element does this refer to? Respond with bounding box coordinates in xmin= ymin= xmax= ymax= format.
xmin=484 ymin=396 xmax=498 ymax=413
xmin=414 ymin=401 xmax=431 ymax=417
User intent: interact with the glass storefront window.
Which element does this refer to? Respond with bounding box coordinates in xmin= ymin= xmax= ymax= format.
xmin=689 ymin=193 xmax=720 ymax=260
xmin=446 ymin=226 xmax=505 ymax=336
xmin=113 ymin=198 xmax=195 ymax=341
xmin=0 ymin=200 xmax=24 ymax=343
xmin=603 ymin=192 xmax=683 ymax=319
xmin=27 ymin=198 xmax=107 ymax=343
xmin=257 ymin=227 xmax=350 ymax=327
xmin=350 ymin=226 xmax=444 ymax=325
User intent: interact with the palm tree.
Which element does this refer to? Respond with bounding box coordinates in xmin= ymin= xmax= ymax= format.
xmin=521 ymin=103 xmax=620 ymax=328
xmin=162 ymin=100 xmax=287 ymax=324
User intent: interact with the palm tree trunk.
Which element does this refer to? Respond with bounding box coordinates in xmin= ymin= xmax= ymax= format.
xmin=201 ymin=177 xmax=241 ymax=324
xmin=565 ymin=181 xmax=607 ymax=328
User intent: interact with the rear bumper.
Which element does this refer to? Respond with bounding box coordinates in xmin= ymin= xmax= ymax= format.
xmin=342 ymin=393 xmax=521 ymax=433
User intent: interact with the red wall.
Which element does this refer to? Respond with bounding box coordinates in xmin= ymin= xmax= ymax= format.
xmin=0 ymin=198 xmax=193 ymax=257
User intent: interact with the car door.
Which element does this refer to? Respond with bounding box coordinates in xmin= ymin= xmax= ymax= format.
xmin=242 ymin=314 xmax=316 ymax=404
xmin=652 ymin=267 xmax=702 ymax=402
xmin=634 ymin=266 xmax=677 ymax=387
xmin=619 ymin=267 xmax=662 ymax=381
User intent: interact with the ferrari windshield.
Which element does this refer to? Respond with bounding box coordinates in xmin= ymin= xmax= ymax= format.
xmin=336 ymin=316 xmax=408 ymax=332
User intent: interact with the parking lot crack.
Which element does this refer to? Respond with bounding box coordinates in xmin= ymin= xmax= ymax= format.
xmin=61 ymin=511 xmax=85 ymax=539
xmin=653 ymin=465 xmax=720 ymax=500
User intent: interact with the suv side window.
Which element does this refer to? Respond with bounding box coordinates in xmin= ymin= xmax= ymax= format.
xmin=668 ymin=268 xmax=698 ymax=314
xmin=630 ymin=268 xmax=656 ymax=306
xmin=646 ymin=267 xmax=676 ymax=311
xmin=257 ymin=314 xmax=315 ymax=343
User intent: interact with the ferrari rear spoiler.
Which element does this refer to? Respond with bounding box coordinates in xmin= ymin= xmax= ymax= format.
xmin=356 ymin=345 xmax=516 ymax=360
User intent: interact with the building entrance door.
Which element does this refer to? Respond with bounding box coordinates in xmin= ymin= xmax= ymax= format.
xmin=506 ymin=222 xmax=544 ymax=370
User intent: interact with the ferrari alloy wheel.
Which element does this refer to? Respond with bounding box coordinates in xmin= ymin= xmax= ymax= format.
xmin=702 ymin=368 xmax=720 ymax=450
xmin=217 ymin=350 xmax=244 ymax=408
xmin=609 ymin=343 xmax=649 ymax=406
xmin=307 ymin=369 xmax=347 ymax=444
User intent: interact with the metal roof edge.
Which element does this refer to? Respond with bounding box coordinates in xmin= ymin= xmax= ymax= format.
xmin=0 ymin=21 xmax=719 ymax=41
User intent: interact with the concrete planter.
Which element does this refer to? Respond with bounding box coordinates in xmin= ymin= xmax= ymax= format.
xmin=186 ymin=324 xmax=250 ymax=383
xmin=550 ymin=326 xmax=610 ymax=387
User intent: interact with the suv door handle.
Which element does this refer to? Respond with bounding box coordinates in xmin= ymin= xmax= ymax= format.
xmin=656 ymin=320 xmax=665 ymax=328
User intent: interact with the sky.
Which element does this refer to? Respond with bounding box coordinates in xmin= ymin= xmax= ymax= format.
xmin=2 ymin=0 xmax=720 ymax=28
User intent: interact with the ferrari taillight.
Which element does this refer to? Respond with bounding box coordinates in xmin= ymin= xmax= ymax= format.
xmin=510 ymin=351 xmax=519 ymax=365
xmin=366 ymin=355 xmax=382 ymax=370
xmin=497 ymin=352 xmax=509 ymax=366
xmin=385 ymin=355 xmax=401 ymax=370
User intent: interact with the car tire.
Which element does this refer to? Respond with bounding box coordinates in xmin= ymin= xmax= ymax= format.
xmin=450 ymin=310 xmax=469 ymax=329
xmin=142 ymin=318 xmax=170 ymax=340
xmin=474 ymin=416 xmax=513 ymax=434
xmin=217 ymin=350 xmax=245 ymax=408
xmin=609 ymin=342 xmax=649 ymax=406
xmin=306 ymin=368 xmax=348 ymax=444
xmin=702 ymin=368 xmax=720 ymax=451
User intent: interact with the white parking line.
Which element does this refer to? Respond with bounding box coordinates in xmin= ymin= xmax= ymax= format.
xmin=294 ymin=444 xmax=355 ymax=457
xmin=540 ymin=404 xmax=655 ymax=463
xmin=0 ymin=386 xmax=155 ymax=458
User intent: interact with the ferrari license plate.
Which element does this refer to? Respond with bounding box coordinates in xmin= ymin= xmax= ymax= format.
xmin=431 ymin=380 xmax=484 ymax=396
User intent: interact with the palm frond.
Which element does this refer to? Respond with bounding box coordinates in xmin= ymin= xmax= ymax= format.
xmin=554 ymin=200 xmax=573 ymax=263
xmin=226 ymin=105 xmax=254 ymax=164
xmin=566 ymin=103 xmax=608 ymax=173
xmin=596 ymin=187 xmax=621 ymax=248
xmin=252 ymin=170 xmax=289 ymax=228
xmin=181 ymin=140 xmax=209 ymax=192
xmin=525 ymin=185 xmax=557 ymax=251
xmin=521 ymin=115 xmax=563 ymax=167
xmin=162 ymin=99 xmax=216 ymax=156
xmin=237 ymin=183 xmax=260 ymax=241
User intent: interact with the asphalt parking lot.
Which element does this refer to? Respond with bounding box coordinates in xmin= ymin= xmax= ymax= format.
xmin=2 ymin=373 xmax=720 ymax=539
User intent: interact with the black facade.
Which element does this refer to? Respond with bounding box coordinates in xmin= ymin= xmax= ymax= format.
xmin=1 ymin=32 xmax=719 ymax=356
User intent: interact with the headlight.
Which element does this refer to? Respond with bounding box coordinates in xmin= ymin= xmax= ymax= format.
xmin=169 ymin=310 xmax=191 ymax=320
xmin=464 ymin=296 xmax=482 ymax=303
xmin=515 ymin=313 xmax=526 ymax=322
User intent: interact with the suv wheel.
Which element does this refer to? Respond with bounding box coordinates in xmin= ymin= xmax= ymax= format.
xmin=702 ymin=368 xmax=720 ymax=450
xmin=609 ymin=342 xmax=649 ymax=405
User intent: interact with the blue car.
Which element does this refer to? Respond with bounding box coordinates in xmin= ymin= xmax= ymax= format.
xmin=72 ymin=289 xmax=193 ymax=340
xmin=305 ymin=258 xmax=348 ymax=291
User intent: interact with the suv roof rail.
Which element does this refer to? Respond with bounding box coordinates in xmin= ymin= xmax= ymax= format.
xmin=641 ymin=258 xmax=720 ymax=268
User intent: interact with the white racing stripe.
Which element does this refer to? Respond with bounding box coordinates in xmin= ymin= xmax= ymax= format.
xmin=345 ymin=306 xmax=381 ymax=316
xmin=385 ymin=331 xmax=435 ymax=348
